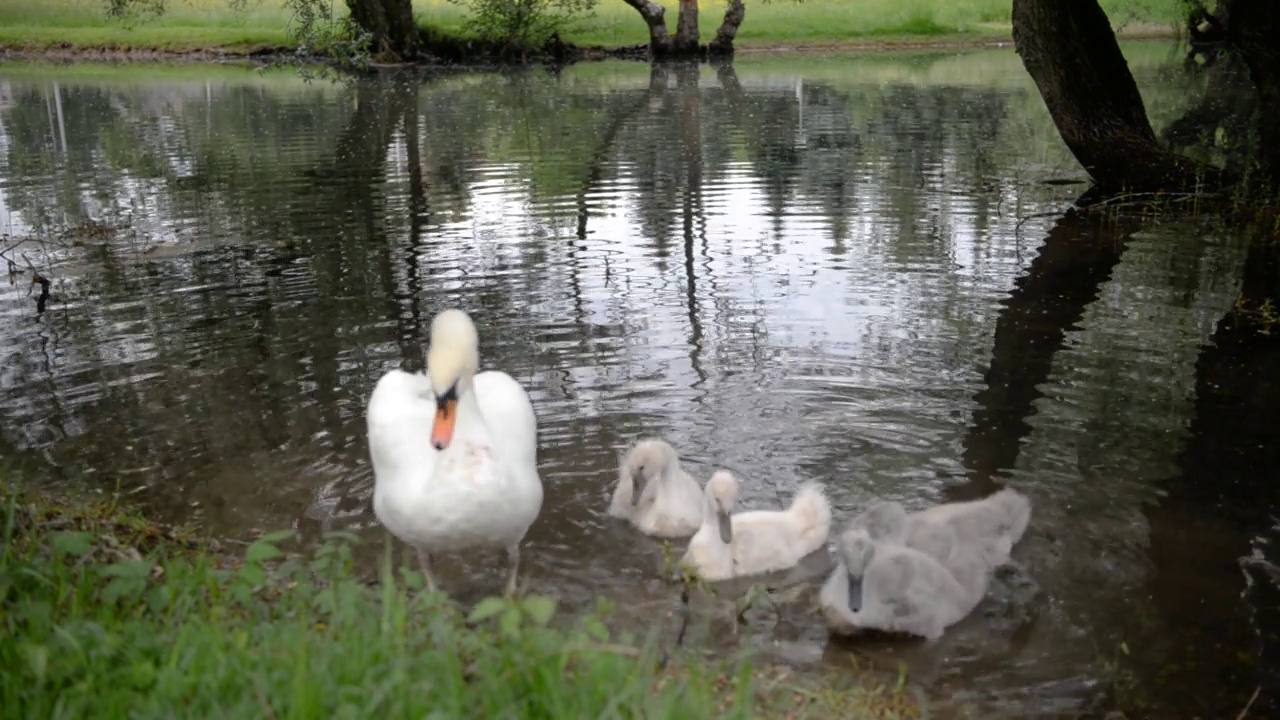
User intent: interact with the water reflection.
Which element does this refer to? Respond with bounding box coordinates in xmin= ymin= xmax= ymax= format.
xmin=0 ymin=46 xmax=1275 ymax=717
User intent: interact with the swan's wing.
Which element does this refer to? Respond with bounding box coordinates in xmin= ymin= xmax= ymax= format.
xmin=474 ymin=370 xmax=538 ymax=471
xmin=366 ymin=369 xmax=437 ymax=476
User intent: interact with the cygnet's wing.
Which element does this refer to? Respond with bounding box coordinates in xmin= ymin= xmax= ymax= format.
xmin=866 ymin=552 xmax=921 ymax=619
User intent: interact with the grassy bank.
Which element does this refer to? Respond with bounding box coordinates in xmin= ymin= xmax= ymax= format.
xmin=0 ymin=478 xmax=920 ymax=718
xmin=0 ymin=0 xmax=1184 ymax=56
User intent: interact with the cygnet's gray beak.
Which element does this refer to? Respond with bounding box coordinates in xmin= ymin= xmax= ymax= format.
xmin=717 ymin=510 xmax=733 ymax=544
xmin=846 ymin=574 xmax=864 ymax=613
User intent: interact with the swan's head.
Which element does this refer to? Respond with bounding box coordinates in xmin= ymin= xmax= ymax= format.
xmin=705 ymin=470 xmax=738 ymax=544
xmin=622 ymin=438 xmax=678 ymax=507
xmin=425 ymin=309 xmax=480 ymax=451
xmin=849 ymin=501 xmax=909 ymax=544
xmin=837 ymin=529 xmax=877 ymax=613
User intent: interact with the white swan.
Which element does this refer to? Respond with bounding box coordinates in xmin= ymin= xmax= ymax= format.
xmin=820 ymin=525 xmax=989 ymax=640
xmin=848 ymin=488 xmax=1031 ymax=569
xmin=366 ymin=309 xmax=543 ymax=596
xmin=679 ymin=471 xmax=832 ymax=582
xmin=608 ymin=438 xmax=703 ymax=538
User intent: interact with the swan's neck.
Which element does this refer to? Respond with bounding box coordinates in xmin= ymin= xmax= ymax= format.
xmin=451 ymin=376 xmax=489 ymax=440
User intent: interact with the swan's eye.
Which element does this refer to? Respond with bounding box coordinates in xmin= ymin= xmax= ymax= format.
xmin=435 ymin=383 xmax=458 ymax=408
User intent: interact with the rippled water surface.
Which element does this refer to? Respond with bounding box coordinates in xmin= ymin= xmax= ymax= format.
xmin=2 ymin=46 xmax=1278 ymax=718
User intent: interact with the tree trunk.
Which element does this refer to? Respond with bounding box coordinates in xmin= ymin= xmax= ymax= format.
xmin=618 ymin=0 xmax=673 ymax=58
xmin=708 ymin=0 xmax=745 ymax=58
xmin=673 ymin=0 xmax=700 ymax=55
xmin=1228 ymin=0 xmax=1280 ymax=180
xmin=346 ymin=0 xmax=419 ymax=61
xmin=1011 ymin=0 xmax=1216 ymax=193
xmin=957 ymin=208 xmax=1139 ymax=499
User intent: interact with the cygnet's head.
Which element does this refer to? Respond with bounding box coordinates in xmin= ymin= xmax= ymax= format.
xmin=622 ymin=438 xmax=678 ymax=507
xmin=705 ymin=470 xmax=738 ymax=544
xmin=837 ymin=529 xmax=877 ymax=613
xmin=849 ymin=501 xmax=909 ymax=544
xmin=425 ymin=309 xmax=480 ymax=451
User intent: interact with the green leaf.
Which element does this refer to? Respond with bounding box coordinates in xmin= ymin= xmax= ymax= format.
xmin=594 ymin=597 xmax=616 ymax=617
xmin=400 ymin=567 xmax=424 ymax=591
xmin=238 ymin=563 xmax=266 ymax=588
xmin=320 ymin=531 xmax=361 ymax=546
xmin=103 ymin=576 xmax=146 ymax=605
xmin=15 ymin=599 xmax=54 ymax=629
xmin=583 ymin=617 xmax=609 ymax=643
xmin=259 ymin=529 xmax=296 ymax=545
xmin=146 ymin=585 xmax=171 ymax=614
xmin=522 ymin=596 xmax=556 ymax=627
xmin=499 ymin=606 xmax=522 ymax=639
xmin=128 ymin=660 xmax=157 ymax=690
xmin=21 ymin=643 xmax=49 ymax=684
xmin=18 ymin=566 xmax=56 ymax=588
xmin=277 ymin=558 xmax=303 ymax=581
xmin=102 ymin=561 xmax=152 ymax=580
xmin=467 ymin=597 xmax=507 ymax=624
xmin=50 ymin=532 xmax=94 ymax=558
xmin=245 ymin=540 xmax=282 ymax=564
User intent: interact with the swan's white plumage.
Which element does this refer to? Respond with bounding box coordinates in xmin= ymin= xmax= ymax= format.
xmin=680 ymin=472 xmax=832 ymax=582
xmin=367 ymin=309 xmax=542 ymax=594
xmin=820 ymin=526 xmax=988 ymax=640
xmin=608 ymin=438 xmax=703 ymax=538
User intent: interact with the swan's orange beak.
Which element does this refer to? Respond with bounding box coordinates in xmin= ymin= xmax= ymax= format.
xmin=432 ymin=391 xmax=458 ymax=450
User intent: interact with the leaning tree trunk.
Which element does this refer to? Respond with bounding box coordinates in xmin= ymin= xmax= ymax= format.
xmin=346 ymin=0 xmax=419 ymax=61
xmin=1229 ymin=0 xmax=1280 ymax=182
xmin=673 ymin=0 xmax=701 ymax=55
xmin=708 ymin=0 xmax=745 ymax=58
xmin=1011 ymin=0 xmax=1216 ymax=194
xmin=619 ymin=0 xmax=673 ymax=58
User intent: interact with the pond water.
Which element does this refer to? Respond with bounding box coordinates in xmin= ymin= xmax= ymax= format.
xmin=2 ymin=45 xmax=1278 ymax=718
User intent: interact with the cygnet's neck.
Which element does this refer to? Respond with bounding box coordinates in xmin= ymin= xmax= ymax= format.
xmin=653 ymin=460 xmax=680 ymax=489
xmin=700 ymin=496 xmax=729 ymax=541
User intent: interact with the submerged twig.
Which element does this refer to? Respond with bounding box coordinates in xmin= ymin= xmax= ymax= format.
xmin=1013 ymin=210 xmax=1064 ymax=238
xmin=658 ymin=584 xmax=692 ymax=670
xmin=252 ymin=675 xmax=280 ymax=720
xmin=10 ymin=252 xmax=53 ymax=312
xmin=674 ymin=585 xmax=690 ymax=647
xmin=1236 ymin=685 xmax=1261 ymax=720
xmin=565 ymin=642 xmax=642 ymax=658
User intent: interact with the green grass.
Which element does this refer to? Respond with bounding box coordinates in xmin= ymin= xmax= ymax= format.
xmin=0 ymin=478 xmax=921 ymax=719
xmin=0 ymin=0 xmax=293 ymax=52
xmin=0 ymin=0 xmax=1186 ymax=55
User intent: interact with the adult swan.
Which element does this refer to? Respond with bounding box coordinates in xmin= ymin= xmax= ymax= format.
xmin=366 ymin=309 xmax=543 ymax=596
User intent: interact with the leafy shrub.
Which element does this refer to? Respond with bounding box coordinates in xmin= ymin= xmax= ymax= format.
xmin=453 ymin=0 xmax=598 ymax=53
